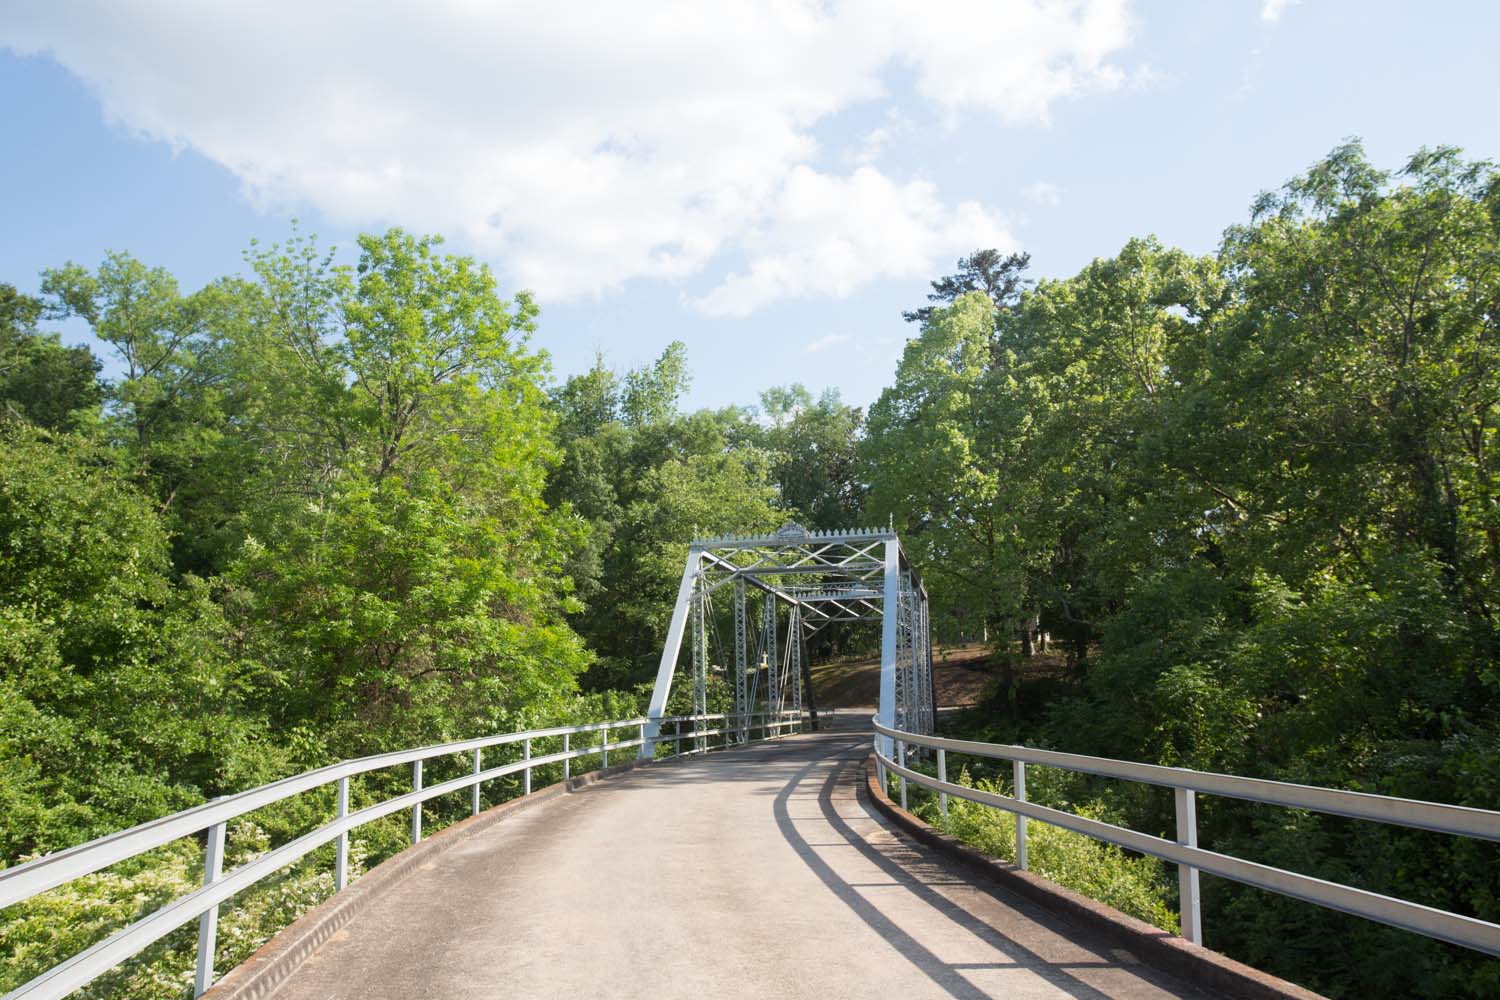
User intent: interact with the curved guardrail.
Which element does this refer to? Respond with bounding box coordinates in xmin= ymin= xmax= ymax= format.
xmin=1 ymin=711 xmax=803 ymax=1000
xmin=873 ymin=719 xmax=1500 ymax=957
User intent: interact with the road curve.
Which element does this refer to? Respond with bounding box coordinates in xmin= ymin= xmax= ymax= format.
xmin=270 ymin=723 xmax=1205 ymax=1000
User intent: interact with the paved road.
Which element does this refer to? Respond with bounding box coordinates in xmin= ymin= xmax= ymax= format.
xmin=273 ymin=725 xmax=1205 ymax=1000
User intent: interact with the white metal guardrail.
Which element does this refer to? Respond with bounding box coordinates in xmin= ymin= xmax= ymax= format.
xmin=1 ymin=711 xmax=803 ymax=1000
xmin=873 ymin=719 xmax=1500 ymax=957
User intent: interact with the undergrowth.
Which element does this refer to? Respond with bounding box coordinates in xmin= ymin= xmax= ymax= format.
xmin=891 ymin=765 xmax=1180 ymax=933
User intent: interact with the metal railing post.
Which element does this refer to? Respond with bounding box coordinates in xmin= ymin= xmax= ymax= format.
xmin=1175 ymin=787 xmax=1202 ymax=943
xmin=1013 ymin=761 xmax=1028 ymax=870
xmin=193 ymin=820 xmax=226 ymax=997
xmin=601 ymin=725 xmax=609 ymax=768
xmin=471 ymin=748 xmax=482 ymax=816
xmin=640 ymin=722 xmax=647 ymax=759
xmin=335 ymin=778 xmax=349 ymax=891
xmin=897 ymin=740 xmax=908 ymax=810
xmin=523 ymin=738 xmax=531 ymax=795
xmin=563 ymin=732 xmax=571 ymax=780
xmin=937 ymin=747 xmax=948 ymax=822
xmin=411 ymin=760 xmax=423 ymax=843
xmin=674 ymin=719 xmax=682 ymax=757
xmin=875 ymin=732 xmax=886 ymax=787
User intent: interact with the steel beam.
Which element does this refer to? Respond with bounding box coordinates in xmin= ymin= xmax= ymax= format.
xmin=642 ymin=547 xmax=702 ymax=758
xmin=877 ymin=538 xmax=900 ymax=762
xmin=734 ymin=577 xmax=748 ymax=743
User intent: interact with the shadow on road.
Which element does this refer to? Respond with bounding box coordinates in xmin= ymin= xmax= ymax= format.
xmin=772 ymin=740 xmax=1150 ymax=1000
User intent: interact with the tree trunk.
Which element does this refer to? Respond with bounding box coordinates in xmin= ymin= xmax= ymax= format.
xmin=1019 ymin=613 xmax=1039 ymax=657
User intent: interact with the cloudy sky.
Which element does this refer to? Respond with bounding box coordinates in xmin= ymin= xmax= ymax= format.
xmin=3 ymin=1 xmax=1497 ymax=409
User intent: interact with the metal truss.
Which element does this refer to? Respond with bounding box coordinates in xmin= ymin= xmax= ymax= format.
xmin=733 ymin=578 xmax=748 ymax=743
xmin=642 ymin=521 xmax=932 ymax=758
xmin=691 ymin=581 xmax=707 ymax=752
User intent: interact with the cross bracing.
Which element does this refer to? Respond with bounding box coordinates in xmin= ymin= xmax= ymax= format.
xmin=642 ymin=521 xmax=934 ymax=756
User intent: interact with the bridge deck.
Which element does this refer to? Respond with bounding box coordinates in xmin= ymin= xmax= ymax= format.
xmin=270 ymin=725 xmax=1206 ymax=999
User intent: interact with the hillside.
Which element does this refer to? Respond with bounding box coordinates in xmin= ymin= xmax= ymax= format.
xmin=810 ymin=642 xmax=999 ymax=710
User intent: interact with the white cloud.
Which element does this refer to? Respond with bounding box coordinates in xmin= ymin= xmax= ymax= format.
xmin=854 ymin=126 xmax=895 ymax=166
xmin=0 ymin=1 xmax=1136 ymax=311
xmin=884 ymin=0 xmax=1137 ymax=125
xmin=1260 ymin=0 xmax=1299 ymax=23
xmin=1024 ymin=181 xmax=1062 ymax=206
xmin=805 ymin=333 xmax=853 ymax=354
xmin=850 ymin=107 xmax=916 ymax=167
xmin=693 ymin=166 xmax=1013 ymax=317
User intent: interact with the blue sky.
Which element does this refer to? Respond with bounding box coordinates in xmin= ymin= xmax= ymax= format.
xmin=3 ymin=1 xmax=1497 ymax=412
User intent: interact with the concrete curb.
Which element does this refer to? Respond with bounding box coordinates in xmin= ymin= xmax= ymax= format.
xmin=201 ymin=755 xmax=653 ymax=1000
xmin=859 ymin=755 xmax=1325 ymax=1000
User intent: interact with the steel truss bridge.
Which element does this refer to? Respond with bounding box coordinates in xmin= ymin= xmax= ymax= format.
xmin=643 ymin=521 xmax=935 ymax=752
xmin=3 ymin=525 xmax=1499 ymax=1000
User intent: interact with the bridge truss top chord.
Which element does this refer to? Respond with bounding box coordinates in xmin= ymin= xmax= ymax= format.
xmin=642 ymin=521 xmax=933 ymax=756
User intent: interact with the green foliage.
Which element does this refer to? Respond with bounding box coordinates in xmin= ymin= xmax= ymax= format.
xmin=865 ymin=291 xmax=1034 ymax=641
xmin=224 ymin=228 xmax=590 ymax=753
xmin=902 ymin=248 xmax=1032 ymax=328
xmin=621 ymin=339 xmax=690 ymax=427
xmin=755 ymin=384 xmax=865 ymax=530
xmin=546 ymin=344 xmax=851 ymax=688
xmin=872 ymin=142 xmax=1500 ymax=997
xmin=0 ymin=226 xmax=618 ymax=997
xmin=905 ymin=766 xmax=1178 ymax=933
xmin=0 ymin=284 xmax=102 ymax=431
xmin=0 ymin=426 xmax=269 ymax=855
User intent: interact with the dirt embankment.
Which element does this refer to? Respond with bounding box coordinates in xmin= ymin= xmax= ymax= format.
xmin=811 ymin=642 xmax=998 ymax=709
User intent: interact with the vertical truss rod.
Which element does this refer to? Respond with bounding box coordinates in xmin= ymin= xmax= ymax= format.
xmin=734 ymin=577 xmax=748 ymax=743
xmin=764 ymin=594 xmax=780 ymax=719
xmin=692 ymin=575 xmax=707 ymax=752
xmin=877 ymin=538 xmax=900 ymax=766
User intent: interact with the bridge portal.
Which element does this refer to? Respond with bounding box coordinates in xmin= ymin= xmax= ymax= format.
xmin=642 ymin=522 xmax=934 ymax=756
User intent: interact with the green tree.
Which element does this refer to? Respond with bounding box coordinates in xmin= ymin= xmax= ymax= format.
xmin=39 ymin=255 xmax=252 ymax=575
xmin=756 ymin=383 xmax=865 ymax=530
xmin=902 ymin=248 xmax=1032 ymax=333
xmin=224 ymin=229 xmax=590 ymax=749
xmin=547 ymin=345 xmax=788 ymax=688
xmin=0 ymin=426 xmax=270 ymax=856
xmin=915 ymin=144 xmax=1500 ymax=998
xmin=864 ymin=292 xmax=1034 ymax=644
xmin=0 ymin=285 xmax=101 ymax=432
xmin=621 ymin=339 xmax=690 ymax=426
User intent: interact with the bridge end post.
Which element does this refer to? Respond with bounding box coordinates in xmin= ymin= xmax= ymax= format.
xmin=643 ymin=547 xmax=702 ymax=758
xmin=877 ymin=538 xmax=900 ymax=762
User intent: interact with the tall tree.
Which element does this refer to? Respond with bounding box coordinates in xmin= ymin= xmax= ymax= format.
xmin=621 ymin=340 xmax=690 ymax=426
xmin=864 ymin=292 xmax=1034 ymax=643
xmin=756 ymin=383 xmax=866 ymax=530
xmin=39 ymin=256 xmax=248 ymax=574
xmin=902 ymin=248 xmax=1032 ymax=330
xmin=547 ymin=345 xmax=786 ymax=689
xmin=0 ymin=284 xmax=101 ymax=431
xmin=224 ymin=229 xmax=591 ymax=748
